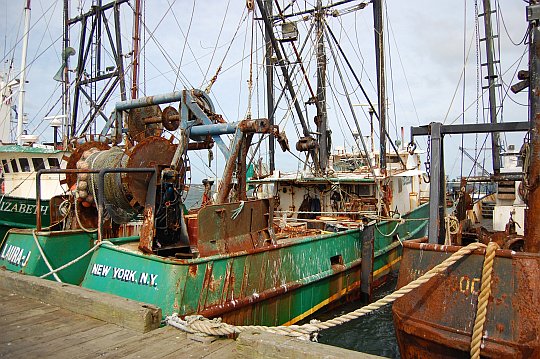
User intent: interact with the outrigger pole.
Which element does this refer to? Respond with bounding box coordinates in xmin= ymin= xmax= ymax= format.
xmin=410 ymin=121 xmax=529 ymax=244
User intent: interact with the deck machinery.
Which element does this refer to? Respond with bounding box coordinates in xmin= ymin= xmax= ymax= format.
xmin=56 ymin=89 xmax=283 ymax=256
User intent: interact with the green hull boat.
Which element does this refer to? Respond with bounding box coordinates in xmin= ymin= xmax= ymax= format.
xmin=0 ymin=201 xmax=428 ymax=325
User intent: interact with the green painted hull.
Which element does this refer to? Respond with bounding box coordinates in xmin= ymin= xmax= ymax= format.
xmin=80 ymin=203 xmax=429 ymax=326
xmin=0 ymin=230 xmax=96 ymax=285
xmin=0 ymin=196 xmax=51 ymax=241
xmin=0 ymin=203 xmax=428 ymax=325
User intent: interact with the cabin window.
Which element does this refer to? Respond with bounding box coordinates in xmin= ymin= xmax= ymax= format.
xmin=48 ymin=158 xmax=60 ymax=169
xmin=356 ymin=184 xmax=372 ymax=196
xmin=19 ymin=158 xmax=30 ymax=172
xmin=32 ymin=158 xmax=46 ymax=171
xmin=1 ymin=160 xmax=9 ymax=173
xmin=10 ymin=159 xmax=19 ymax=172
xmin=398 ymin=178 xmax=403 ymax=193
xmin=388 ymin=156 xmax=401 ymax=163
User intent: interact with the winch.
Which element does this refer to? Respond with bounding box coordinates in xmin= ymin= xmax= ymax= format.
xmin=63 ymin=89 xmax=282 ymax=255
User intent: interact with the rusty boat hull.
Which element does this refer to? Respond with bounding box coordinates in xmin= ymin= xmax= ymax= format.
xmin=392 ymin=240 xmax=540 ymax=358
xmin=79 ymin=202 xmax=428 ymax=326
xmin=0 ymin=201 xmax=428 ymax=327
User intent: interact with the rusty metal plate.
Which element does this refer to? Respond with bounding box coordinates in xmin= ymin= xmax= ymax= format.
xmin=124 ymin=136 xmax=176 ymax=206
xmin=196 ymin=199 xmax=273 ymax=257
xmin=393 ymin=241 xmax=540 ymax=358
xmin=63 ymin=140 xmax=110 ymax=188
xmin=127 ymin=105 xmax=163 ymax=142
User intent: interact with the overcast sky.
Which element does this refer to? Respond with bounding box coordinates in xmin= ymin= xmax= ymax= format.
xmin=0 ymin=0 xmax=529 ymax=181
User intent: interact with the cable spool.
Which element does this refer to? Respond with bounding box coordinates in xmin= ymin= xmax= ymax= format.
xmin=81 ymin=147 xmax=139 ymax=224
xmin=124 ymin=136 xmax=178 ymax=207
xmin=63 ymin=137 xmax=111 ymax=188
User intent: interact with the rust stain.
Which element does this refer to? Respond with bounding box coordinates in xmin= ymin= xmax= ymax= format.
xmin=208 ymin=274 xmax=222 ymax=292
xmin=188 ymin=264 xmax=198 ymax=277
xmin=138 ymin=205 xmax=154 ymax=253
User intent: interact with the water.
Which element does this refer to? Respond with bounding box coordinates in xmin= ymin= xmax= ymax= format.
xmin=184 ymin=186 xmax=399 ymax=358
xmin=317 ymin=277 xmax=400 ymax=358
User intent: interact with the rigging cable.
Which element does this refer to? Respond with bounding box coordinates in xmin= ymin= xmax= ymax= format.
xmin=324 ymin=22 xmax=376 ymax=179
xmin=204 ymin=7 xmax=248 ymax=93
xmin=202 ymin=0 xmax=232 ymax=86
xmin=460 ymin=0 xmax=467 ymax=181
xmin=383 ymin=1 xmax=399 ymax=140
xmin=172 ymin=0 xmax=196 ymax=91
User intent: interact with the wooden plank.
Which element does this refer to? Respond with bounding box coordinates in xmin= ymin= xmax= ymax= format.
xmin=0 ymin=302 xmax=60 ymax=326
xmin=179 ymin=337 xmax=236 ymax=358
xmin=17 ymin=323 xmax=130 ymax=358
xmin=90 ymin=327 xmax=184 ymax=358
xmin=120 ymin=331 xmax=199 ymax=359
xmin=0 ymin=270 xmax=161 ymax=333
xmin=55 ymin=326 xmax=143 ymax=359
xmin=2 ymin=311 xmax=106 ymax=356
xmin=0 ymin=310 xmax=67 ymax=344
xmin=0 ymin=296 xmax=47 ymax=315
xmin=201 ymin=341 xmax=237 ymax=359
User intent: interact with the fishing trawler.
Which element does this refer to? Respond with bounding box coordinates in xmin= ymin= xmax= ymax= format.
xmin=1 ymin=0 xmax=429 ymax=326
xmin=0 ymin=2 xmax=68 ymax=240
xmin=392 ymin=1 xmax=540 ymax=356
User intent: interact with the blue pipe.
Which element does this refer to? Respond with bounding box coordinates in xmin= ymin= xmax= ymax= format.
xmin=190 ymin=122 xmax=239 ymax=136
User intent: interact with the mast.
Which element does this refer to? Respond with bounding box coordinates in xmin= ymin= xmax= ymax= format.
xmin=481 ymin=0 xmax=501 ymax=175
xmin=17 ymin=0 xmax=31 ymax=146
xmin=373 ymin=0 xmax=386 ymax=174
xmin=62 ymin=0 xmax=70 ymax=148
xmin=131 ymin=0 xmax=141 ymax=99
xmin=316 ymin=0 xmax=329 ymax=172
xmin=525 ymin=0 xmax=540 ymax=252
xmin=265 ymin=0 xmax=275 ymax=173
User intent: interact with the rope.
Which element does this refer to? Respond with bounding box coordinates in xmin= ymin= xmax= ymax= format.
xmin=470 ymin=241 xmax=499 ymax=359
xmin=74 ymin=194 xmax=98 ymax=233
xmin=31 ymin=230 xmax=62 ymax=283
xmin=231 ymin=200 xmax=245 ymax=220
xmin=166 ymin=242 xmax=486 ymax=341
xmin=374 ymin=213 xmax=403 ymax=238
xmin=38 ymin=240 xmax=113 ymax=280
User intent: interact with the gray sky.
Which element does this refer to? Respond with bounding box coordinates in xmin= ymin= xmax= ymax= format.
xmin=0 ymin=0 xmax=529 ymax=181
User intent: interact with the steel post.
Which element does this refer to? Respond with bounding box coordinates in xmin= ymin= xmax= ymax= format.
xmin=526 ymin=3 xmax=540 ymax=252
xmin=428 ymin=123 xmax=443 ymax=244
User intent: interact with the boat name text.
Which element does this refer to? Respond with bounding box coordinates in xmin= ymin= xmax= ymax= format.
xmin=0 ymin=244 xmax=31 ymax=267
xmin=90 ymin=263 xmax=158 ymax=287
xmin=0 ymin=201 xmax=48 ymax=215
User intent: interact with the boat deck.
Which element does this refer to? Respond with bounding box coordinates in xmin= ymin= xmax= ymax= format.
xmin=0 ymin=288 xmax=236 ymax=359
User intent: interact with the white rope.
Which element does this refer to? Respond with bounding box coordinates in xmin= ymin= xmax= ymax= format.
xmin=32 ymin=230 xmax=62 ymax=282
xmin=38 ymin=240 xmax=113 ymax=279
xmin=231 ymin=200 xmax=245 ymax=220
xmin=74 ymin=192 xmax=98 ymax=233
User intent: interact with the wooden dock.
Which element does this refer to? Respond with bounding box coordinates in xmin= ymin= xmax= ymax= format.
xmin=0 ymin=270 xmax=383 ymax=358
xmin=0 ymin=288 xmax=237 ymax=358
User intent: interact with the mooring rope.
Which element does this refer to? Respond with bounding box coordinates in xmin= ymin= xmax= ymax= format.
xmin=470 ymin=241 xmax=499 ymax=359
xmin=166 ymin=242 xmax=486 ymax=341
xmin=31 ymin=230 xmax=62 ymax=283
xmin=38 ymin=240 xmax=113 ymax=280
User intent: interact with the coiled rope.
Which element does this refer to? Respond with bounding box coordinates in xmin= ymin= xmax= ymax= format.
xmin=470 ymin=241 xmax=499 ymax=359
xmin=166 ymin=242 xmax=486 ymax=341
